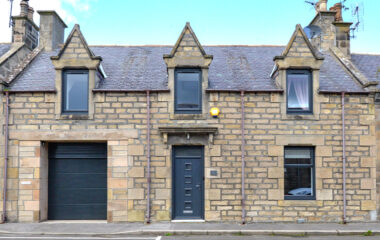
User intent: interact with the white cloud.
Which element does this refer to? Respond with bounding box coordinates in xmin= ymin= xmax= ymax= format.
xmin=0 ymin=0 xmax=93 ymax=43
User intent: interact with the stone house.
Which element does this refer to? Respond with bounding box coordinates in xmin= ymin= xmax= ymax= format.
xmin=0 ymin=0 xmax=379 ymax=223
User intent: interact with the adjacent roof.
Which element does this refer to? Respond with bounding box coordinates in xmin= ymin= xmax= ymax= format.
xmin=351 ymin=54 xmax=380 ymax=84
xmin=0 ymin=43 xmax=372 ymax=93
xmin=0 ymin=43 xmax=11 ymax=57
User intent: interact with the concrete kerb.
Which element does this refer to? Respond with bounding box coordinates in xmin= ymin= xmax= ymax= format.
xmin=0 ymin=229 xmax=379 ymax=236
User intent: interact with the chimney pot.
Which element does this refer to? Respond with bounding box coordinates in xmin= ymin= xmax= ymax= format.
xmin=20 ymin=0 xmax=29 ymax=17
xmin=315 ymin=0 xmax=328 ymax=12
xmin=329 ymin=3 xmax=343 ymax=22
xmin=28 ymin=7 xmax=34 ymax=21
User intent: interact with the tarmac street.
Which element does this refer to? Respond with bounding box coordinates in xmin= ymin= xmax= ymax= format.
xmin=1 ymin=235 xmax=380 ymax=240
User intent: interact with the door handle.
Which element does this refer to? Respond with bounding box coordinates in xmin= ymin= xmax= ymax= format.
xmin=195 ymin=184 xmax=200 ymax=189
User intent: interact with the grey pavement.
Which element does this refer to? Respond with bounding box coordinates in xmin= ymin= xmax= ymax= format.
xmin=0 ymin=222 xmax=379 ymax=237
xmin=166 ymin=237 xmax=380 ymax=240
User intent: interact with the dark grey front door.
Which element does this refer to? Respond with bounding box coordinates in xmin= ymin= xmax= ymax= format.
xmin=48 ymin=143 xmax=107 ymax=220
xmin=172 ymin=146 xmax=204 ymax=220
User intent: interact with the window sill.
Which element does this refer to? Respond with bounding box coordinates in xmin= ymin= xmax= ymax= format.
xmin=281 ymin=113 xmax=320 ymax=121
xmin=279 ymin=200 xmax=322 ymax=207
xmin=56 ymin=114 xmax=92 ymax=120
xmin=170 ymin=113 xmax=207 ymax=120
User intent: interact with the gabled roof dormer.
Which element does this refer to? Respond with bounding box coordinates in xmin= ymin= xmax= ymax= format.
xmin=164 ymin=22 xmax=212 ymax=68
xmin=50 ymin=24 xmax=103 ymax=120
xmin=273 ymin=24 xmax=325 ymax=120
xmin=51 ymin=24 xmax=102 ymax=69
xmin=274 ymin=24 xmax=324 ymax=65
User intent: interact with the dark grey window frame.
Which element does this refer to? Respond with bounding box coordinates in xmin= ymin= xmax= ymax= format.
xmin=174 ymin=68 xmax=202 ymax=114
xmin=62 ymin=69 xmax=89 ymax=114
xmin=284 ymin=146 xmax=316 ymax=200
xmin=286 ymin=69 xmax=313 ymax=114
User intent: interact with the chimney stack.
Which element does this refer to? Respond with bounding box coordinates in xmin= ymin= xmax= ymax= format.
xmin=37 ymin=11 xmax=67 ymax=51
xmin=309 ymin=0 xmax=352 ymax=57
xmin=12 ymin=0 xmax=39 ymax=49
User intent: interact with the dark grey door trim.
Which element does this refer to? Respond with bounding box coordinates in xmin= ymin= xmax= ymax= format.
xmin=172 ymin=146 xmax=204 ymax=220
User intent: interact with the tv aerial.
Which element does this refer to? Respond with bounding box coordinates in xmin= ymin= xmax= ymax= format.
xmin=8 ymin=0 xmax=14 ymax=27
xmin=350 ymin=1 xmax=364 ymax=38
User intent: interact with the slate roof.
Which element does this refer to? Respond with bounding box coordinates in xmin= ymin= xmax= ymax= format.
xmin=2 ymin=44 xmax=369 ymax=93
xmin=319 ymin=52 xmax=366 ymax=92
xmin=351 ymin=54 xmax=380 ymax=84
xmin=0 ymin=43 xmax=11 ymax=57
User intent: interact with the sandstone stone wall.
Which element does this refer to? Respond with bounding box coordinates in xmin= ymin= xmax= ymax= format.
xmin=1 ymin=91 xmax=376 ymax=223
xmin=375 ymin=106 xmax=380 ymax=219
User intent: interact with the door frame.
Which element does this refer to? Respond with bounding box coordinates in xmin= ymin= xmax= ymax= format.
xmin=171 ymin=145 xmax=205 ymax=220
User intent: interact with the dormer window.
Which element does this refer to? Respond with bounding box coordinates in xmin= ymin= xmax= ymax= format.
xmin=175 ymin=69 xmax=202 ymax=114
xmin=62 ymin=69 xmax=89 ymax=114
xmin=287 ymin=70 xmax=312 ymax=114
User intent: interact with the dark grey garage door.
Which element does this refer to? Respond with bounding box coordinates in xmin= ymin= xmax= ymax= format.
xmin=48 ymin=143 xmax=107 ymax=220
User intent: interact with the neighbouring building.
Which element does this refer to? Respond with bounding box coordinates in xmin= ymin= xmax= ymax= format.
xmin=0 ymin=0 xmax=379 ymax=223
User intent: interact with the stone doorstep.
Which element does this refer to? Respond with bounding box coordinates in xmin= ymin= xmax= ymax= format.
xmin=0 ymin=229 xmax=379 ymax=237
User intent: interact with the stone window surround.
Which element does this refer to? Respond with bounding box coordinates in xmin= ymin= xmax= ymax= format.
xmin=268 ymin=135 xmax=334 ymax=203
xmin=284 ymin=146 xmax=316 ymax=200
xmin=168 ymin=67 xmax=210 ymax=120
xmin=51 ymin=58 xmax=100 ymax=120
xmin=274 ymin=54 xmax=324 ymax=121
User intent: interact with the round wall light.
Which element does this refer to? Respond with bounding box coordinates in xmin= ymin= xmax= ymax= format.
xmin=210 ymin=107 xmax=220 ymax=118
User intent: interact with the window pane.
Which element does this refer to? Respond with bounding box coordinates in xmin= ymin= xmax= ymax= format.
xmin=287 ymin=74 xmax=310 ymax=110
xmin=285 ymin=148 xmax=311 ymax=159
xmin=64 ymin=72 xmax=88 ymax=112
xmin=284 ymin=167 xmax=313 ymax=196
xmin=176 ymin=72 xmax=200 ymax=110
xmin=285 ymin=158 xmax=311 ymax=165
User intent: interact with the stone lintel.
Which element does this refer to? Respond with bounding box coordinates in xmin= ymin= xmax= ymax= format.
xmin=159 ymin=125 xmax=218 ymax=146
xmin=9 ymin=129 xmax=138 ymax=141
xmin=276 ymin=135 xmax=324 ymax=146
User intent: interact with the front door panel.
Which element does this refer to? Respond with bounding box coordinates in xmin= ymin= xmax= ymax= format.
xmin=173 ymin=146 xmax=204 ymax=220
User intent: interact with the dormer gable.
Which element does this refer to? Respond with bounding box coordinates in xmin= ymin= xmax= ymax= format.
xmin=273 ymin=24 xmax=324 ymax=72
xmin=164 ymin=22 xmax=212 ymax=68
xmin=51 ymin=24 xmax=101 ymax=68
xmin=276 ymin=24 xmax=324 ymax=61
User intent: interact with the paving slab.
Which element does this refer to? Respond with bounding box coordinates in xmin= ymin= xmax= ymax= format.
xmin=0 ymin=222 xmax=378 ymax=236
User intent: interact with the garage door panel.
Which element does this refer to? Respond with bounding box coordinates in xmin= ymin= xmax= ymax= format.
xmin=48 ymin=143 xmax=107 ymax=220
xmin=49 ymin=143 xmax=107 ymax=159
xmin=50 ymin=158 xmax=107 ymax=173
xmin=48 ymin=189 xmax=107 ymax=205
xmin=48 ymin=204 xmax=106 ymax=220
xmin=49 ymin=173 xmax=107 ymax=188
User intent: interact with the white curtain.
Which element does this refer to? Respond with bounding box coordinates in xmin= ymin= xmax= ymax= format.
xmin=288 ymin=76 xmax=309 ymax=110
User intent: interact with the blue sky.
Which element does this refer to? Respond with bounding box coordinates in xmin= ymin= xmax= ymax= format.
xmin=1 ymin=0 xmax=379 ymax=53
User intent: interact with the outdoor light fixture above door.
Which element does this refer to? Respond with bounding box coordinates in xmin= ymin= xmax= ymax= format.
xmin=209 ymin=107 xmax=220 ymax=118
